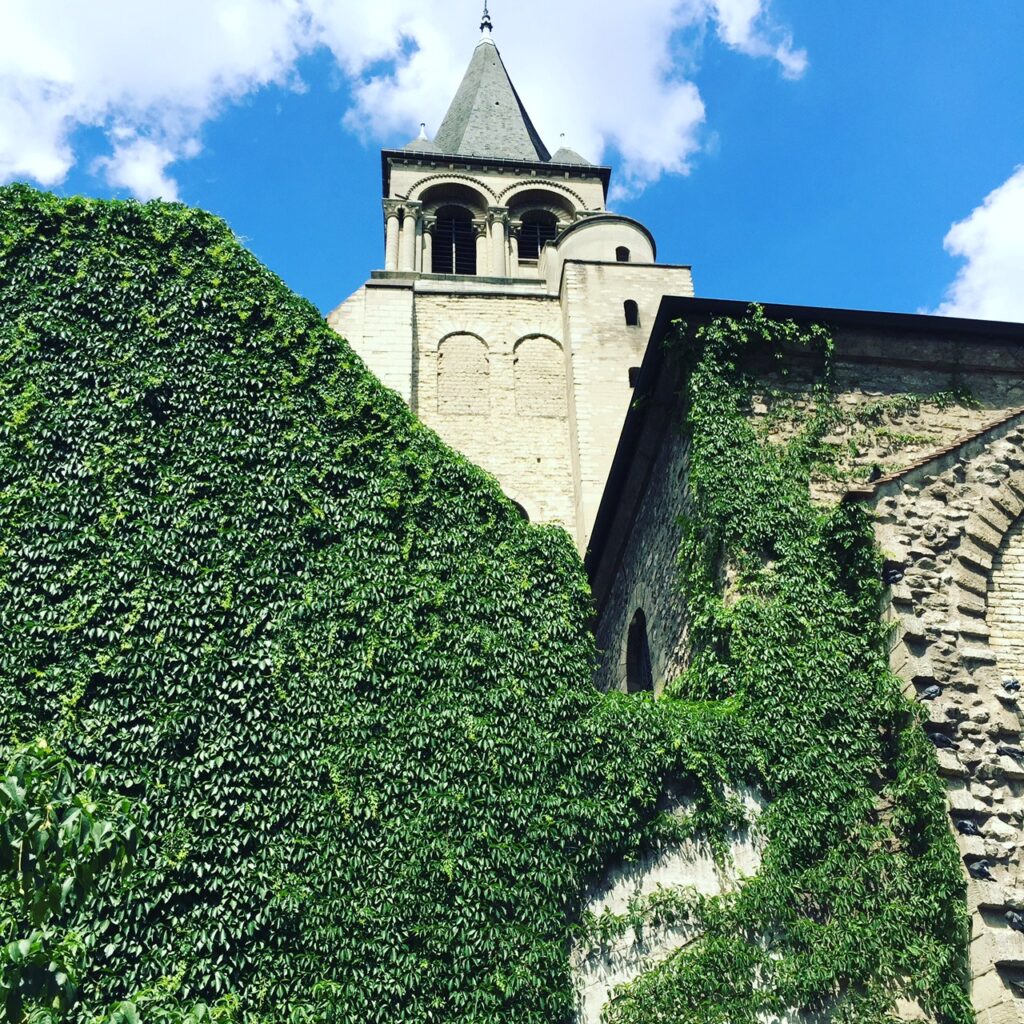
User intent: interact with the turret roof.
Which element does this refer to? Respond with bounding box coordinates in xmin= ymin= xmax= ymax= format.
xmin=429 ymin=36 xmax=552 ymax=163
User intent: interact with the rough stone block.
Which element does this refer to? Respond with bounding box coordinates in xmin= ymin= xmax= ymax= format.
xmin=956 ymin=562 xmax=993 ymax=596
xmin=972 ymin=927 xmax=1024 ymax=971
xmin=980 ymin=1000 xmax=1024 ymax=1024
xmin=974 ymin=970 xmax=1009 ymax=1012
xmin=965 ymin=647 xmax=1000 ymax=666
xmin=960 ymin=589 xmax=990 ymax=617
xmin=961 ymin=540 xmax=996 ymax=573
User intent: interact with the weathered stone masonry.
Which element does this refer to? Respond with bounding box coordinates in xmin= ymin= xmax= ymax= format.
xmin=857 ymin=412 xmax=1024 ymax=1024
xmin=588 ymin=298 xmax=1024 ymax=1021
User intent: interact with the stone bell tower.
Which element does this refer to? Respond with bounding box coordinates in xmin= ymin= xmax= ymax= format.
xmin=329 ymin=4 xmax=694 ymax=551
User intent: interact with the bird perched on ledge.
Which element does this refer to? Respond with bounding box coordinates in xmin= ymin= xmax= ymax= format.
xmin=967 ymin=859 xmax=995 ymax=881
xmin=956 ymin=819 xmax=983 ymax=838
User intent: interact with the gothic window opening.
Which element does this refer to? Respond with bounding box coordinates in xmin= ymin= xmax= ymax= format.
xmin=518 ymin=211 xmax=558 ymax=262
xmin=616 ymin=246 xmax=631 ymax=263
xmin=433 ymin=206 xmax=477 ymax=276
xmin=624 ymin=300 xmax=640 ymax=328
xmin=626 ymin=610 xmax=654 ymax=693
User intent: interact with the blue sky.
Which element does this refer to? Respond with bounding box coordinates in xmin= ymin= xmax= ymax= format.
xmin=2 ymin=0 xmax=1022 ymax=321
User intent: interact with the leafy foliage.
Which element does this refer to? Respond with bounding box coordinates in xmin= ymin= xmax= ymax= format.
xmin=0 ymin=185 xmax=670 ymax=1022
xmin=601 ymin=308 xmax=972 ymax=1023
xmin=0 ymin=740 xmax=138 ymax=1022
xmin=0 ymin=187 xmax=970 ymax=1023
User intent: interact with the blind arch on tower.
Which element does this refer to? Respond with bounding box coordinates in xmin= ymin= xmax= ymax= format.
xmin=437 ymin=333 xmax=489 ymax=415
xmin=513 ymin=335 xmax=565 ymax=418
xmin=432 ymin=206 xmax=477 ymax=276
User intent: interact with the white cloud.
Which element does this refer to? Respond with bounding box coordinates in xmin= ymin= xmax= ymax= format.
xmin=711 ymin=0 xmax=808 ymax=78
xmin=0 ymin=0 xmax=806 ymax=200
xmin=935 ymin=167 xmax=1024 ymax=322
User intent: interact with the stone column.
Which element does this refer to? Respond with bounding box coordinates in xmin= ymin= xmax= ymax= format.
xmin=399 ymin=201 xmax=422 ymax=273
xmin=383 ymin=200 xmax=402 ymax=272
xmin=414 ymin=215 xmax=425 ymax=273
xmin=422 ymin=220 xmax=434 ymax=275
xmin=509 ymin=230 xmax=520 ymax=279
xmin=488 ymin=207 xmax=509 ymax=278
xmin=474 ymin=222 xmax=488 ymax=276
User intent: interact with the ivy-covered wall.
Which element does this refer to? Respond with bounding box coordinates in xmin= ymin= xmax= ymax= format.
xmin=0 ymin=185 xmax=677 ymax=1023
xmin=0 ymin=187 xmax=975 ymax=1024
xmin=588 ymin=309 xmax=979 ymax=1023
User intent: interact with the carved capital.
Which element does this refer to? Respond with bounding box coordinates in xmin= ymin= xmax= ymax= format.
xmin=383 ymin=198 xmax=404 ymax=219
xmin=487 ymin=206 xmax=510 ymax=226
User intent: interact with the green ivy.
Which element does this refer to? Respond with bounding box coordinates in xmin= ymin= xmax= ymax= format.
xmin=0 ymin=185 xmax=673 ymax=1023
xmin=0 ymin=186 xmax=970 ymax=1024
xmin=600 ymin=308 xmax=972 ymax=1023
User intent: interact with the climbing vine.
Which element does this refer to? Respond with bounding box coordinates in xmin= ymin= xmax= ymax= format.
xmin=0 ymin=187 xmax=971 ymax=1024
xmin=0 ymin=185 xmax=678 ymax=1023
xmin=595 ymin=308 xmax=973 ymax=1023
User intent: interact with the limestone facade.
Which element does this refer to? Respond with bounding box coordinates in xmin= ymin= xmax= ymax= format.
xmin=328 ymin=28 xmax=694 ymax=549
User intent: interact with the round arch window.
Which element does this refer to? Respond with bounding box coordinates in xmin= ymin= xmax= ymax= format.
xmin=518 ymin=210 xmax=558 ymax=262
xmin=626 ymin=610 xmax=654 ymax=693
xmin=433 ymin=206 xmax=477 ymax=275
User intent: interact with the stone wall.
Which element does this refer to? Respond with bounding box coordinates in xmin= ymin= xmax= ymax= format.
xmin=867 ymin=411 xmax=1024 ymax=1024
xmin=593 ymin=403 xmax=691 ymax=694
xmin=571 ymin=789 xmax=765 ymax=1024
xmin=412 ymin=289 xmax=576 ymax=531
xmin=561 ymin=261 xmax=693 ymax=548
xmin=591 ymin=321 xmax=1024 ymax=1019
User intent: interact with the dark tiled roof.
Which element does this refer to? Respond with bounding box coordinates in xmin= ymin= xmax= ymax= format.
xmin=550 ymin=146 xmax=592 ymax=166
xmin=432 ymin=38 xmax=551 ymax=162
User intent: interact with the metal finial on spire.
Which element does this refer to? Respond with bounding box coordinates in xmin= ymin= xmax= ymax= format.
xmin=480 ymin=1 xmax=493 ymax=35
xmin=418 ymin=122 xmax=428 ymax=141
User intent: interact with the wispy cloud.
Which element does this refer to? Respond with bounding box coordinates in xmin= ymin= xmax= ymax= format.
xmin=0 ymin=0 xmax=807 ymax=200
xmin=934 ymin=167 xmax=1024 ymax=322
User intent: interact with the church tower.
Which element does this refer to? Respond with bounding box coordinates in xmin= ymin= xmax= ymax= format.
xmin=329 ymin=5 xmax=694 ymax=550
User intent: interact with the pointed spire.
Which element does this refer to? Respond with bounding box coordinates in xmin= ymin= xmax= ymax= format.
xmin=433 ymin=26 xmax=551 ymax=162
xmin=480 ymin=1 xmax=493 ymax=37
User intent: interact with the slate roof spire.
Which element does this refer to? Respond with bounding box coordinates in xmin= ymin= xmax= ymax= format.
xmin=430 ymin=9 xmax=552 ymax=163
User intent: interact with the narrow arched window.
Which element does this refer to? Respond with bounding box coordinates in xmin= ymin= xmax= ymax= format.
xmin=616 ymin=246 xmax=631 ymax=263
xmin=518 ymin=210 xmax=558 ymax=262
xmin=626 ymin=610 xmax=654 ymax=693
xmin=624 ymin=300 xmax=640 ymax=328
xmin=433 ymin=206 xmax=477 ymax=275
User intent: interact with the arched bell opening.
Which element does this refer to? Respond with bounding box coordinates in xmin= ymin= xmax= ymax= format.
xmin=517 ymin=210 xmax=558 ymax=262
xmin=432 ymin=206 xmax=477 ymax=276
